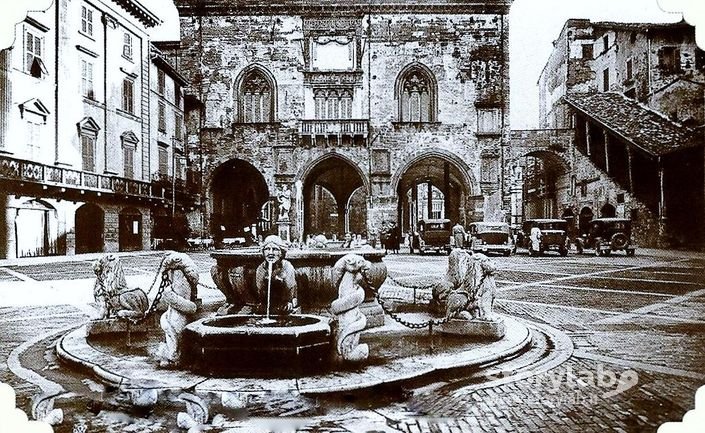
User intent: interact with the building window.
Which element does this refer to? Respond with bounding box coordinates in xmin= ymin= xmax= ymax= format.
xmin=81 ymin=59 xmax=94 ymax=99
xmin=77 ymin=117 xmax=100 ymax=172
xmin=582 ymin=44 xmax=593 ymax=60
xmin=658 ymin=47 xmax=681 ymax=72
xmin=122 ymin=78 xmax=134 ymax=114
xmin=174 ymin=152 xmax=184 ymax=180
xmin=397 ymin=64 xmax=436 ymax=123
xmin=123 ymin=33 xmax=133 ymax=59
xmin=602 ymin=35 xmax=609 ymax=53
xmin=81 ymin=6 xmax=93 ymax=36
xmin=630 ymin=32 xmax=637 ymax=44
xmin=314 ymin=89 xmax=352 ymax=120
xmin=25 ymin=30 xmax=45 ymax=78
xmin=477 ymin=108 xmax=501 ymax=134
xmin=239 ymin=67 xmax=274 ymax=123
xmin=158 ymin=102 xmax=166 ymax=131
xmin=175 ymin=112 xmax=183 ymax=141
xmin=603 ymin=68 xmax=610 ymax=91
xmin=26 ymin=119 xmax=42 ymax=160
xmin=626 ymin=59 xmax=633 ymax=81
xmin=158 ymin=144 xmax=169 ymax=176
xmin=81 ymin=136 xmax=95 ymax=171
xmin=174 ymin=83 xmax=181 ymax=107
xmin=157 ymin=69 xmax=165 ymax=95
xmin=123 ymin=146 xmax=134 ymax=178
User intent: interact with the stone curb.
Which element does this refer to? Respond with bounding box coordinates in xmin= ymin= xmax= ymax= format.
xmin=56 ymin=314 xmax=532 ymax=395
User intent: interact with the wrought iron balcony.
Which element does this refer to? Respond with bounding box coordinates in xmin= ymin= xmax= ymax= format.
xmin=299 ymin=119 xmax=368 ymax=138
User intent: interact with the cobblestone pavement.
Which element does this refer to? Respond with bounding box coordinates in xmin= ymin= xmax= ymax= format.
xmin=0 ymin=248 xmax=703 ymax=432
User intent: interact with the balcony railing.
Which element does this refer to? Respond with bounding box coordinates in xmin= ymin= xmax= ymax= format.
xmin=0 ymin=156 xmax=195 ymax=202
xmin=299 ymin=119 xmax=368 ymax=137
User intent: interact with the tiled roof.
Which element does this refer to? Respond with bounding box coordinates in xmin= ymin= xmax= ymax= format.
xmin=563 ymin=92 xmax=701 ymax=157
xmin=591 ymin=20 xmax=691 ymax=32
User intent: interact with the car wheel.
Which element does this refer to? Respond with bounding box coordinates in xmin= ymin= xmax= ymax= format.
xmin=603 ymin=250 xmax=612 ymax=256
xmin=559 ymin=248 xmax=568 ymax=257
xmin=626 ymin=249 xmax=635 ymax=257
xmin=611 ymin=233 xmax=629 ymax=250
xmin=504 ymin=250 xmax=511 ymax=257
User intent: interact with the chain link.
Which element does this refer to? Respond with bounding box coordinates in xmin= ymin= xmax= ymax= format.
xmin=370 ymin=283 xmax=450 ymax=329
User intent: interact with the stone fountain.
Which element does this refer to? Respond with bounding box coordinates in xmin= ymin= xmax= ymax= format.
xmin=183 ymin=235 xmax=334 ymax=377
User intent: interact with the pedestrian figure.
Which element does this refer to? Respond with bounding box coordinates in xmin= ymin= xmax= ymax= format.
xmin=452 ymin=222 xmax=466 ymax=249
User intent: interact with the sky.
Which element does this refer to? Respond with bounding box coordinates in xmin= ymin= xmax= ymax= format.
xmin=1 ymin=0 xmax=703 ymax=129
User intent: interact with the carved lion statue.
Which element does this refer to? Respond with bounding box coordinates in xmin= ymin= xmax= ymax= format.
xmin=92 ymin=254 xmax=148 ymax=320
xmin=330 ymin=254 xmax=370 ymax=362
xmin=430 ymin=249 xmax=472 ymax=315
xmin=445 ymin=253 xmax=497 ymax=321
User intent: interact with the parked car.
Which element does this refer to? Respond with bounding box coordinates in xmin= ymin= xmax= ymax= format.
xmin=468 ymin=222 xmax=515 ymax=256
xmin=413 ymin=219 xmax=452 ymax=255
xmin=521 ymin=219 xmax=570 ymax=256
xmin=576 ymin=218 xmax=636 ymax=256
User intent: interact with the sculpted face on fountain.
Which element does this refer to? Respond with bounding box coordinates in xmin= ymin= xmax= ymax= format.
xmin=255 ymin=235 xmax=299 ymax=315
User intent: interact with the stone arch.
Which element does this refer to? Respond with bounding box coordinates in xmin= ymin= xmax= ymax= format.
xmin=394 ymin=62 xmax=438 ymax=122
xmin=234 ymin=64 xmax=278 ymax=123
xmin=207 ymin=158 xmax=270 ymax=239
xmin=298 ymin=152 xmax=369 ymax=237
xmin=393 ymin=150 xmax=476 ymax=235
xmin=14 ymin=199 xmax=59 ymax=257
xmin=390 ymin=149 xmax=475 ymax=195
xmin=76 ymin=203 xmax=104 ymax=253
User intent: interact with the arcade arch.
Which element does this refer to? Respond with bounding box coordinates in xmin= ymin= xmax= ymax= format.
xmin=301 ymin=154 xmax=367 ymax=238
xmin=208 ymin=159 xmax=270 ymax=239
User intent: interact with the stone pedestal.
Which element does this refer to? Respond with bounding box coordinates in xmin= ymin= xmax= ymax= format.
xmin=438 ymin=317 xmax=505 ymax=340
xmin=277 ymin=221 xmax=291 ymax=243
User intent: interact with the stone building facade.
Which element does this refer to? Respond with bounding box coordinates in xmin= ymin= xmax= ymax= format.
xmin=170 ymin=0 xmax=512 ymax=243
xmin=510 ymin=19 xmax=704 ymax=248
xmin=0 ymin=0 xmax=189 ymax=258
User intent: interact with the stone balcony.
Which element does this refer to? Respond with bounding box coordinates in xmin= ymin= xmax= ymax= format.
xmin=299 ymin=119 xmax=369 ymax=138
xmin=0 ymin=154 xmax=196 ymax=205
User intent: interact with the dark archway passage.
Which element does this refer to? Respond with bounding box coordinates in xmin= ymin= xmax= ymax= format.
xmin=303 ymin=155 xmax=366 ymax=238
xmin=209 ymin=159 xmax=270 ymax=239
xmin=76 ymin=203 xmax=104 ymax=253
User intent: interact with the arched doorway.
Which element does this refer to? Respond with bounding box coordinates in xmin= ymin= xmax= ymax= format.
xmin=579 ymin=207 xmax=594 ymax=236
xmin=561 ymin=208 xmax=576 ymax=239
xmin=76 ymin=203 xmax=104 ymax=253
xmin=119 ymin=207 xmax=142 ymax=252
xmin=15 ymin=199 xmax=59 ymax=257
xmin=521 ymin=151 xmax=567 ymax=220
xmin=302 ymin=155 xmax=367 ymax=238
xmin=600 ymin=203 xmax=616 ymax=218
xmin=396 ymin=155 xmax=471 ymax=237
xmin=209 ymin=159 xmax=270 ymax=240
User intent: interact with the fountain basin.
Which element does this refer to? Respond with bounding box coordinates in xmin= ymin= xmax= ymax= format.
xmin=210 ymin=247 xmax=387 ymax=311
xmin=182 ymin=314 xmax=332 ymax=377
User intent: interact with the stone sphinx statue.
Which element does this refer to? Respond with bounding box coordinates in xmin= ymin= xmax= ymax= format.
xmin=254 ymin=235 xmax=299 ymax=315
xmin=92 ymin=254 xmax=148 ymax=321
xmin=157 ymin=252 xmax=200 ymax=367
xmin=330 ymin=254 xmax=370 ymax=362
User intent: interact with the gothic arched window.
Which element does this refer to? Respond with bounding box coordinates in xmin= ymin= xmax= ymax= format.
xmin=238 ymin=67 xmax=276 ymax=123
xmin=396 ymin=64 xmax=437 ymax=123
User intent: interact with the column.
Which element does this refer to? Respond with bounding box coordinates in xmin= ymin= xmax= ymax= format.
xmin=585 ymin=121 xmax=592 ymax=157
xmin=626 ymin=146 xmax=634 ymax=192
xmin=0 ymin=50 xmax=11 ymax=151
xmin=443 ymin=162 xmax=451 ymax=219
xmin=411 ymin=182 xmax=418 ymax=228
xmin=427 ymin=182 xmax=433 ymax=220
xmin=603 ymin=131 xmax=611 ymax=174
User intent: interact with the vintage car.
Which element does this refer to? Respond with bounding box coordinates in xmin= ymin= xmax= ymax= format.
xmin=521 ymin=219 xmax=570 ymax=256
xmin=468 ymin=222 xmax=515 ymax=256
xmin=413 ymin=219 xmax=452 ymax=255
xmin=576 ymin=218 xmax=637 ymax=256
